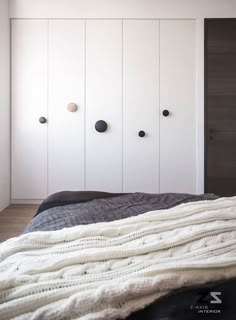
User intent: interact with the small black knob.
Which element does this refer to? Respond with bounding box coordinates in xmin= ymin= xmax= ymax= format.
xmin=162 ymin=110 xmax=170 ymax=117
xmin=138 ymin=130 xmax=145 ymax=138
xmin=95 ymin=120 xmax=108 ymax=133
xmin=39 ymin=117 xmax=47 ymax=124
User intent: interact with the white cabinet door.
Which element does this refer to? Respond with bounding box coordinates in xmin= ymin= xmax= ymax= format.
xmin=86 ymin=20 xmax=122 ymax=192
xmin=123 ymin=20 xmax=160 ymax=193
xmin=11 ymin=20 xmax=48 ymax=200
xmin=160 ymin=20 xmax=196 ymax=193
xmin=48 ymin=20 xmax=85 ymax=194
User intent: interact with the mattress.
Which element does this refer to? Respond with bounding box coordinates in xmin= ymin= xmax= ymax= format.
xmin=20 ymin=191 xmax=236 ymax=319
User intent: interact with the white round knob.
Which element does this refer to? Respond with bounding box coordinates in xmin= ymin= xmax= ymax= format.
xmin=67 ymin=103 xmax=78 ymax=112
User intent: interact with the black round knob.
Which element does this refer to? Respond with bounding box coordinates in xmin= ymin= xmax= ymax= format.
xmin=39 ymin=117 xmax=47 ymax=124
xmin=138 ymin=130 xmax=145 ymax=138
xmin=162 ymin=110 xmax=170 ymax=117
xmin=95 ymin=120 xmax=108 ymax=133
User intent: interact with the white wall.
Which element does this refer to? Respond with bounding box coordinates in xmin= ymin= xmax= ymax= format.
xmin=0 ymin=0 xmax=10 ymax=211
xmin=9 ymin=0 xmax=236 ymax=18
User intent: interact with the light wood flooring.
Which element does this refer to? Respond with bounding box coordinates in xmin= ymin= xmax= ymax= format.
xmin=0 ymin=205 xmax=38 ymax=242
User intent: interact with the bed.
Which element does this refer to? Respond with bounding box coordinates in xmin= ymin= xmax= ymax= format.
xmin=0 ymin=192 xmax=236 ymax=320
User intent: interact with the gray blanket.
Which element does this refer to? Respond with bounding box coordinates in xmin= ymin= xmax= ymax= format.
xmin=24 ymin=192 xmax=217 ymax=233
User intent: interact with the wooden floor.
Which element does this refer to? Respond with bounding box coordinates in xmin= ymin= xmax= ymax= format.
xmin=0 ymin=205 xmax=38 ymax=242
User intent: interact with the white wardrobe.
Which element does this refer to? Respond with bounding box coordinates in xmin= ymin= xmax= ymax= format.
xmin=11 ymin=19 xmax=196 ymax=201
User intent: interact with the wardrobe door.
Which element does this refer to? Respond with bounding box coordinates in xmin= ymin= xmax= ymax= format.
xmin=12 ymin=20 xmax=48 ymax=200
xmin=48 ymin=20 xmax=85 ymax=194
xmin=160 ymin=20 xmax=196 ymax=193
xmin=86 ymin=20 xmax=122 ymax=192
xmin=123 ymin=20 xmax=160 ymax=193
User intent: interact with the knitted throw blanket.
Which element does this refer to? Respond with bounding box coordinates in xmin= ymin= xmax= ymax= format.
xmin=0 ymin=197 xmax=236 ymax=320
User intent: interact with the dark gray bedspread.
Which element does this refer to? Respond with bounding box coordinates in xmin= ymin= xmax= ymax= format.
xmin=24 ymin=192 xmax=217 ymax=233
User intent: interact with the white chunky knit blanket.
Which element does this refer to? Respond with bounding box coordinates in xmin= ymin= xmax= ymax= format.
xmin=0 ymin=197 xmax=236 ymax=320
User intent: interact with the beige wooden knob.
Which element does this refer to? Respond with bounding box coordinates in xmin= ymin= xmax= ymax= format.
xmin=67 ymin=103 xmax=78 ymax=112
